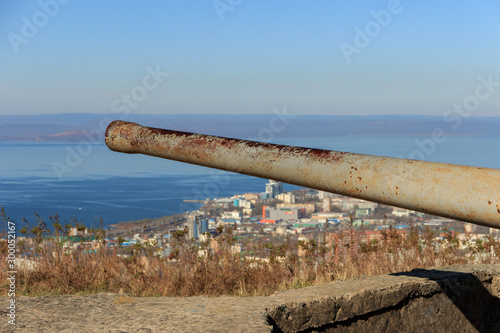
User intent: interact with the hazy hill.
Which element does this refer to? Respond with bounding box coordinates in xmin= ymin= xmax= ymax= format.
xmin=0 ymin=113 xmax=499 ymax=142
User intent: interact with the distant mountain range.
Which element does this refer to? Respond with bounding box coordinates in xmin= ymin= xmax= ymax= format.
xmin=0 ymin=113 xmax=499 ymax=142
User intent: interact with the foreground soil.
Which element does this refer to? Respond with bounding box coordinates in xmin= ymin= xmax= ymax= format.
xmin=0 ymin=292 xmax=276 ymax=332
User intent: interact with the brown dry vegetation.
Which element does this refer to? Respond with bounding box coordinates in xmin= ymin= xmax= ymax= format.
xmin=1 ymin=209 xmax=500 ymax=297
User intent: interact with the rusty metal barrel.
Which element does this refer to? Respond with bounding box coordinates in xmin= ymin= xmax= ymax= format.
xmin=105 ymin=120 xmax=500 ymax=228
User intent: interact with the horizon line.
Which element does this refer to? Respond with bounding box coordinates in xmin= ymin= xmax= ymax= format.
xmin=2 ymin=112 xmax=500 ymax=119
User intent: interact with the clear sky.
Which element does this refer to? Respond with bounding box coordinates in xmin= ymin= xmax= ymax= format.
xmin=1 ymin=0 xmax=500 ymax=116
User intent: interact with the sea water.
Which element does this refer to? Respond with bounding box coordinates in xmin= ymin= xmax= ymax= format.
xmin=1 ymin=135 xmax=499 ymax=227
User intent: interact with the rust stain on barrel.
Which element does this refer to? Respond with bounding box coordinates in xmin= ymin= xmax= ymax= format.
xmin=105 ymin=120 xmax=500 ymax=228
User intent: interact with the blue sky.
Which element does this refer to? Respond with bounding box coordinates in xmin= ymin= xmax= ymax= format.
xmin=1 ymin=0 xmax=500 ymax=116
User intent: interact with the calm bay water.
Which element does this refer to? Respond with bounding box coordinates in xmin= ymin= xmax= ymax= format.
xmin=1 ymin=135 xmax=499 ymax=227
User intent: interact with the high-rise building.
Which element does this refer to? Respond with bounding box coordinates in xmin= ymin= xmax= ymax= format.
xmin=187 ymin=215 xmax=209 ymax=239
xmin=197 ymin=218 xmax=209 ymax=235
xmin=265 ymin=180 xmax=283 ymax=199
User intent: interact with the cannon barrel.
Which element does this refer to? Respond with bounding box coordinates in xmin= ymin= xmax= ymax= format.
xmin=105 ymin=120 xmax=500 ymax=228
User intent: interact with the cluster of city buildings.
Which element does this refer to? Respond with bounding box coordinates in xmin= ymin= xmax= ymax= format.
xmin=16 ymin=179 xmax=500 ymax=261
xmin=187 ymin=179 xmax=408 ymax=232
xmin=144 ymin=179 xmax=497 ymax=259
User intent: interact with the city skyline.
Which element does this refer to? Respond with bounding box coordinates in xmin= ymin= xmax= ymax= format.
xmin=1 ymin=1 xmax=500 ymax=116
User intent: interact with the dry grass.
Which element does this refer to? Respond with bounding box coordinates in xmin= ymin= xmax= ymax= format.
xmin=1 ymin=210 xmax=500 ymax=297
